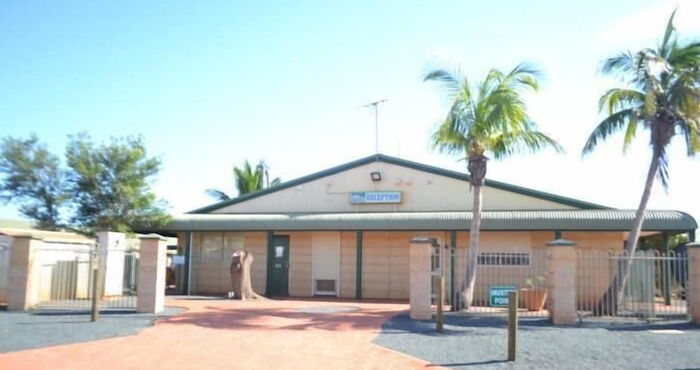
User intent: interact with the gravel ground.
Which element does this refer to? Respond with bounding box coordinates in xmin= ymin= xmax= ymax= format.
xmin=0 ymin=307 xmax=184 ymax=353
xmin=374 ymin=313 xmax=700 ymax=370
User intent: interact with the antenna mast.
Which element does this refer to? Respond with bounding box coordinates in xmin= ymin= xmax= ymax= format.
xmin=359 ymin=99 xmax=388 ymax=155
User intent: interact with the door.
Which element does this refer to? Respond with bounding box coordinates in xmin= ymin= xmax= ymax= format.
xmin=268 ymin=235 xmax=290 ymax=296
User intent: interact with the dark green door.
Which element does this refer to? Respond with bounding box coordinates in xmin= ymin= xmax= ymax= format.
xmin=268 ymin=235 xmax=290 ymax=296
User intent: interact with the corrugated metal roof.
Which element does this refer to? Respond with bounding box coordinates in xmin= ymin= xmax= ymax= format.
xmin=160 ymin=210 xmax=697 ymax=232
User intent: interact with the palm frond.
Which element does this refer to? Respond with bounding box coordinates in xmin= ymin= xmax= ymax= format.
xmin=205 ymin=188 xmax=230 ymax=201
xmin=423 ymin=68 xmax=463 ymax=103
xmin=598 ymin=88 xmax=645 ymax=115
xmin=659 ymin=7 xmax=678 ymax=58
xmin=489 ymin=128 xmax=564 ymax=160
xmin=430 ymin=109 xmax=471 ymax=155
xmin=600 ymin=52 xmax=635 ymax=78
xmin=505 ymin=62 xmax=542 ymax=92
xmin=666 ymin=41 xmax=700 ymax=69
xmin=582 ymin=109 xmax=638 ymax=155
xmin=622 ymin=113 xmax=639 ymax=154
xmin=655 ymin=146 xmax=670 ymax=191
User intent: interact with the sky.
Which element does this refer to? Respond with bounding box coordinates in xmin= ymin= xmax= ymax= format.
xmin=1 ymin=0 xmax=699 ymax=225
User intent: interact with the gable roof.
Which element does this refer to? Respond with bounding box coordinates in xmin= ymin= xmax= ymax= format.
xmin=189 ymin=153 xmax=611 ymax=214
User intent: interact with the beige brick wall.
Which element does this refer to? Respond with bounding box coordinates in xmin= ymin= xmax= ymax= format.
xmin=185 ymin=229 xmax=627 ymax=304
xmin=289 ymin=232 xmax=312 ymax=297
xmin=244 ymin=232 xmax=268 ymax=295
xmin=339 ymin=231 xmax=356 ymax=298
xmin=362 ymin=231 xmax=434 ymax=300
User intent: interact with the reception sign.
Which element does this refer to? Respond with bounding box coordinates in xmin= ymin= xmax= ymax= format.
xmin=350 ymin=191 xmax=402 ymax=204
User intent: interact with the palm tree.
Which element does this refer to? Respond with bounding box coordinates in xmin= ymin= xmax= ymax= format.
xmin=234 ymin=160 xmax=264 ymax=195
xmin=424 ymin=62 xmax=564 ymax=310
xmin=256 ymin=160 xmax=282 ymax=189
xmin=206 ymin=159 xmax=282 ymax=201
xmin=582 ymin=9 xmax=700 ymax=315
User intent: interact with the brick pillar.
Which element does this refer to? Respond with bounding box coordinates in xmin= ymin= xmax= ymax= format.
xmin=687 ymin=243 xmax=700 ymax=325
xmin=138 ymin=234 xmax=168 ymax=313
xmin=547 ymin=239 xmax=577 ymax=325
xmin=409 ymin=236 xmax=434 ymax=320
xmin=8 ymin=235 xmax=43 ymax=311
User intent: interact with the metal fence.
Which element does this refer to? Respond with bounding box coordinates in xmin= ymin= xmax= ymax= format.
xmin=432 ymin=247 xmax=550 ymax=318
xmin=32 ymin=246 xmax=139 ymax=312
xmin=576 ymin=249 xmax=689 ymax=320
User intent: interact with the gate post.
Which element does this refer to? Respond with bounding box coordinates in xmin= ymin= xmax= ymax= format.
xmin=7 ymin=235 xmax=43 ymax=311
xmin=137 ymin=234 xmax=168 ymax=313
xmin=409 ymin=237 xmax=434 ymax=320
xmin=687 ymin=243 xmax=700 ymax=325
xmin=547 ymin=239 xmax=577 ymax=325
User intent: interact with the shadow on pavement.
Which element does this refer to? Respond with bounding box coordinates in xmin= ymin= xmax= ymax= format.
xmin=161 ymin=303 xmax=401 ymax=331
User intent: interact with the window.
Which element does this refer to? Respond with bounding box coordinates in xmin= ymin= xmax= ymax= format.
xmin=477 ymin=252 xmax=530 ymax=266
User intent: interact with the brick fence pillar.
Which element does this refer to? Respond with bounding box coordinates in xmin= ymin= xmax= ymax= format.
xmin=8 ymin=235 xmax=43 ymax=311
xmin=687 ymin=243 xmax=700 ymax=325
xmin=409 ymin=237 xmax=434 ymax=320
xmin=547 ymin=239 xmax=577 ymax=325
xmin=137 ymin=234 xmax=168 ymax=313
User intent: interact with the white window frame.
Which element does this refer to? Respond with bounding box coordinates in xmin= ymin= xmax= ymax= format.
xmin=477 ymin=251 xmax=531 ymax=267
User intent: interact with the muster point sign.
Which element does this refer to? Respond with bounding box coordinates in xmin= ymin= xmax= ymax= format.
xmin=489 ymin=285 xmax=517 ymax=307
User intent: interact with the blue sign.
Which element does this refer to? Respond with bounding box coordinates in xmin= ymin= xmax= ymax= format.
xmin=350 ymin=191 xmax=402 ymax=204
xmin=489 ymin=285 xmax=517 ymax=307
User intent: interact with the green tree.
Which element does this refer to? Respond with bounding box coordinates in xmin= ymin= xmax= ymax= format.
xmin=206 ymin=159 xmax=281 ymax=200
xmin=65 ymin=133 xmax=170 ymax=236
xmin=424 ymin=62 xmax=564 ymax=309
xmin=582 ymin=10 xmax=700 ymax=315
xmin=0 ymin=135 xmax=68 ymax=230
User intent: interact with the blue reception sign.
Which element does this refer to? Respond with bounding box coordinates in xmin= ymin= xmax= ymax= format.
xmin=350 ymin=191 xmax=402 ymax=204
xmin=489 ymin=285 xmax=517 ymax=307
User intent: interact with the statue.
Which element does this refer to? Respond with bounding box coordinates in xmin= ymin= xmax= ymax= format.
xmin=228 ymin=250 xmax=263 ymax=300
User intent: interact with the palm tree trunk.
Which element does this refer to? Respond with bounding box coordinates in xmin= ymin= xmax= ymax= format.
xmin=593 ymin=154 xmax=660 ymax=316
xmin=462 ymin=183 xmax=483 ymax=310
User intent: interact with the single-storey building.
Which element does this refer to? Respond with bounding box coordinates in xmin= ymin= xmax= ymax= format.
xmin=154 ymin=154 xmax=697 ymax=303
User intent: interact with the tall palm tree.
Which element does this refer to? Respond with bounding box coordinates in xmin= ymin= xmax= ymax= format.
xmin=425 ymin=62 xmax=564 ymax=310
xmin=582 ymin=9 xmax=700 ymax=315
xmin=206 ymin=159 xmax=283 ymax=201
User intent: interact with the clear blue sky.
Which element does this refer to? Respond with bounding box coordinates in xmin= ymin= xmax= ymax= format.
xmin=1 ymin=0 xmax=699 ymax=226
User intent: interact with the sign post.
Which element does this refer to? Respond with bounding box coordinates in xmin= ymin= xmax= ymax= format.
xmin=507 ymin=290 xmax=518 ymax=361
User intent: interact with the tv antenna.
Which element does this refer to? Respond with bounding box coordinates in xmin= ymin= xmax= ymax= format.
xmin=357 ymin=99 xmax=388 ymax=155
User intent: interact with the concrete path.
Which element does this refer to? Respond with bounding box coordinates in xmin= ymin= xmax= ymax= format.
xmin=0 ymin=297 xmax=439 ymax=370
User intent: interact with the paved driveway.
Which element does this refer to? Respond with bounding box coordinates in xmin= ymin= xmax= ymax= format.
xmin=0 ymin=297 xmax=436 ymax=370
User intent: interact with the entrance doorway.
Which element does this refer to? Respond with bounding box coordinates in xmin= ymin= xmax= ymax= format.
xmin=267 ymin=235 xmax=290 ymax=296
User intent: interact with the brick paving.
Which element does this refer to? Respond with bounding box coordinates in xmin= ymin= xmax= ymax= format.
xmin=0 ymin=297 xmax=439 ymax=370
